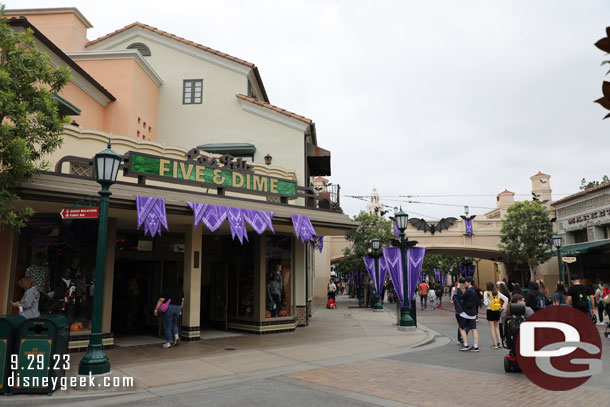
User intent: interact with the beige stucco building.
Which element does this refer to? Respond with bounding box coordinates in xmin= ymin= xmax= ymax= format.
xmin=0 ymin=8 xmax=354 ymax=350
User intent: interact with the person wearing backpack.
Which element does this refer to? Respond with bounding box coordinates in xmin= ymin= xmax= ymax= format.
xmin=525 ymin=281 xmax=545 ymax=312
xmin=483 ymin=281 xmax=508 ymax=349
xmin=567 ymin=276 xmax=592 ymax=315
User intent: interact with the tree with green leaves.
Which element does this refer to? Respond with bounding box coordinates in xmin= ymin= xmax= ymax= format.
xmin=499 ymin=200 xmax=553 ymax=281
xmin=421 ymin=254 xmax=468 ymax=281
xmin=0 ymin=7 xmax=71 ymax=230
xmin=335 ymin=212 xmax=394 ymax=276
xmin=579 ymin=175 xmax=609 ymax=190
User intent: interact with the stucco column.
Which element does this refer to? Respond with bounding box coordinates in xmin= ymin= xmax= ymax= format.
xmin=102 ymin=218 xmax=116 ymax=334
xmin=294 ymin=241 xmax=307 ymax=326
xmin=0 ymin=229 xmax=16 ymax=315
xmin=182 ymin=224 xmax=202 ymax=340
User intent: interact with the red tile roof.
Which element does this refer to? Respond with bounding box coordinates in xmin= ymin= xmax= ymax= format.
xmin=553 ymin=181 xmax=610 ymax=206
xmin=87 ymin=22 xmax=254 ymax=68
xmin=532 ymin=171 xmax=550 ymax=177
xmin=498 ymin=189 xmax=514 ymax=194
xmin=236 ymin=94 xmax=313 ymax=125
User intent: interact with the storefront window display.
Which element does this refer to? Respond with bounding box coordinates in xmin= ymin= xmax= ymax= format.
xmin=265 ymin=235 xmax=292 ymax=318
xmin=15 ymin=216 xmax=97 ymax=332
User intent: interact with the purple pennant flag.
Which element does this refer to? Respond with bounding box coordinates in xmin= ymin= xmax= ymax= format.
xmin=434 ymin=268 xmax=440 ymax=282
xmin=227 ymin=207 xmax=248 ymax=244
xmin=363 ymin=257 xmax=377 ymax=294
xmin=243 ymin=209 xmax=275 ymax=234
xmin=317 ymin=236 xmax=324 ymax=253
xmin=136 ymin=196 xmax=168 ymax=237
xmin=201 ymin=205 xmax=228 ymax=232
xmin=291 ymin=215 xmax=317 ymax=243
xmin=393 ymin=222 xmax=400 ymax=238
xmin=441 ymin=272 xmax=446 ymax=286
xmin=465 ymin=219 xmax=474 ymax=237
xmin=382 ymin=247 xmax=404 ymax=306
xmin=378 ymin=257 xmax=389 ymax=298
xmin=187 ymin=202 xmax=208 ymax=229
xmin=406 ymin=247 xmax=426 ymax=306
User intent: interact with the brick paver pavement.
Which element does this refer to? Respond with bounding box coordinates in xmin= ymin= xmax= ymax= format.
xmin=286 ymin=359 xmax=610 ymax=407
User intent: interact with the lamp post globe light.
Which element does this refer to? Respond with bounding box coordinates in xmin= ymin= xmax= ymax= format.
xmin=79 ymin=140 xmax=122 ymax=375
xmin=370 ymin=238 xmax=383 ymax=311
xmin=393 ymin=207 xmax=417 ymax=329
xmin=552 ymin=235 xmax=563 ymax=284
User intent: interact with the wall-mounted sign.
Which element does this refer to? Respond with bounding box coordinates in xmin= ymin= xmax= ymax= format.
xmin=567 ymin=208 xmax=610 ymax=225
xmin=124 ymin=152 xmax=297 ymax=197
xmin=562 ymin=257 xmax=577 ymax=263
xmin=60 ymin=207 xmax=99 ymax=219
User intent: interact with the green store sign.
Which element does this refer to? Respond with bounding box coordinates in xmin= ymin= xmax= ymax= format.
xmin=125 ymin=152 xmax=297 ymax=197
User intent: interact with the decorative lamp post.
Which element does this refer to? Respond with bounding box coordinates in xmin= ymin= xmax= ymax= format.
xmin=370 ymin=238 xmax=383 ymax=311
xmin=79 ymin=140 xmax=122 ymax=375
xmin=392 ymin=207 xmax=417 ymax=328
xmin=552 ymin=235 xmax=563 ymax=284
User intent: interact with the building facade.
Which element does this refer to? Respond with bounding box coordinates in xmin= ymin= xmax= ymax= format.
xmin=0 ymin=8 xmax=354 ymax=350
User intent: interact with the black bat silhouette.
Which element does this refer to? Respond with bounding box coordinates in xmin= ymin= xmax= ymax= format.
xmin=460 ymin=215 xmax=476 ymax=221
xmin=408 ymin=217 xmax=457 ymax=234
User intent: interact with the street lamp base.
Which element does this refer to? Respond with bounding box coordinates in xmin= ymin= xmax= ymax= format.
xmin=372 ymin=300 xmax=383 ymax=311
xmin=399 ymin=308 xmax=416 ymax=328
xmin=78 ymin=346 xmax=110 ymax=375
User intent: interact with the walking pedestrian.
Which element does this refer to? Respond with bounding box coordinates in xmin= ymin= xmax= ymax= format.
xmin=154 ymin=278 xmax=184 ymax=348
xmin=483 ymin=281 xmax=507 ymax=349
xmin=497 ymin=281 xmax=511 ymax=347
xmin=418 ymin=280 xmax=430 ymax=310
xmin=554 ymin=283 xmax=568 ymax=305
xmin=566 ymin=275 xmax=591 ymax=315
xmin=436 ymin=283 xmax=443 ymax=308
xmin=525 ymin=281 xmax=544 ymax=311
xmin=453 ymin=280 xmax=469 ymax=344
xmin=458 ymin=276 xmax=479 ymax=352
xmin=594 ymin=282 xmax=608 ymax=325
xmin=428 ymin=283 xmax=436 ymax=311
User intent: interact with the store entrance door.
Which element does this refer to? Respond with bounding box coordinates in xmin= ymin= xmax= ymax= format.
xmin=202 ymin=262 xmax=228 ymax=331
xmin=112 ymin=259 xmax=183 ymax=337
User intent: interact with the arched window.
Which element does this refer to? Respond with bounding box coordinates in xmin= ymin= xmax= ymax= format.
xmin=127 ymin=42 xmax=151 ymax=57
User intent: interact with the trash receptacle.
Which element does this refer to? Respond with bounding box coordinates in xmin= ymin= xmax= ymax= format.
xmin=11 ymin=315 xmax=69 ymax=395
xmin=0 ymin=315 xmax=25 ymax=394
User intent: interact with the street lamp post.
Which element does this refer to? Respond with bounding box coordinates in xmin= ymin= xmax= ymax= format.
xmin=393 ymin=208 xmax=417 ymax=329
xmin=552 ymin=235 xmax=563 ymax=284
xmin=79 ymin=140 xmax=122 ymax=375
xmin=370 ymin=238 xmax=383 ymax=311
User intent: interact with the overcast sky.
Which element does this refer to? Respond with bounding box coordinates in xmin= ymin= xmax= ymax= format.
xmin=9 ymin=0 xmax=610 ymax=219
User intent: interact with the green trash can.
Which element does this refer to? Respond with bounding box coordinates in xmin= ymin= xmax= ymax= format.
xmin=0 ymin=315 xmax=25 ymax=394
xmin=11 ymin=315 xmax=69 ymax=395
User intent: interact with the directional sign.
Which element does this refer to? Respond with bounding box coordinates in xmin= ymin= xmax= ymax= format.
xmin=60 ymin=207 xmax=99 ymax=219
xmin=562 ymin=257 xmax=577 ymax=263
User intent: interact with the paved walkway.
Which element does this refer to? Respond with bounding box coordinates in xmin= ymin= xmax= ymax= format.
xmin=5 ymin=295 xmax=429 ymax=403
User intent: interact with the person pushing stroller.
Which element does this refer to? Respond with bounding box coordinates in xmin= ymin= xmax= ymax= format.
xmin=327 ymin=278 xmax=337 ymax=309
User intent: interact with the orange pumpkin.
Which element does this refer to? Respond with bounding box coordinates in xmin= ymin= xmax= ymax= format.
xmin=278 ymin=310 xmax=289 ymax=317
xmin=265 ymin=311 xmax=271 ymax=318
xmin=70 ymin=322 xmax=84 ymax=331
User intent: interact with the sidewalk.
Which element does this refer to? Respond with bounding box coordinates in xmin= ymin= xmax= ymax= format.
xmin=9 ymin=295 xmax=429 ymax=401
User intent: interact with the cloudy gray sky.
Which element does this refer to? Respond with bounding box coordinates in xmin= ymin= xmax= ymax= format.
xmin=10 ymin=0 xmax=610 ymax=219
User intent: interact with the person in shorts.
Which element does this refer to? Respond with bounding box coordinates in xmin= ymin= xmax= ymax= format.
xmin=483 ymin=281 xmax=507 ymax=349
xmin=458 ymin=276 xmax=479 ymax=352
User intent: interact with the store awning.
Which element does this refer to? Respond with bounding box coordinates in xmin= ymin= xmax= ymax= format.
xmin=561 ymin=240 xmax=610 ymax=255
xmin=54 ymin=95 xmax=81 ymax=116
xmin=307 ymin=143 xmax=331 ymax=176
xmin=198 ymin=143 xmax=256 ymax=155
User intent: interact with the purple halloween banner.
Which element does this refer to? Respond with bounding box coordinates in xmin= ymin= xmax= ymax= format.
xmin=465 ymin=219 xmax=474 ymax=237
xmin=291 ymin=215 xmax=317 ymax=243
xmin=136 ymin=196 xmax=169 ymax=237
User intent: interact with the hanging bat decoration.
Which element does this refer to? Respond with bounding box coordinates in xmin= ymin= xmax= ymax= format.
xmin=408 ymin=217 xmax=457 ymax=234
xmin=460 ymin=215 xmax=476 ymax=221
